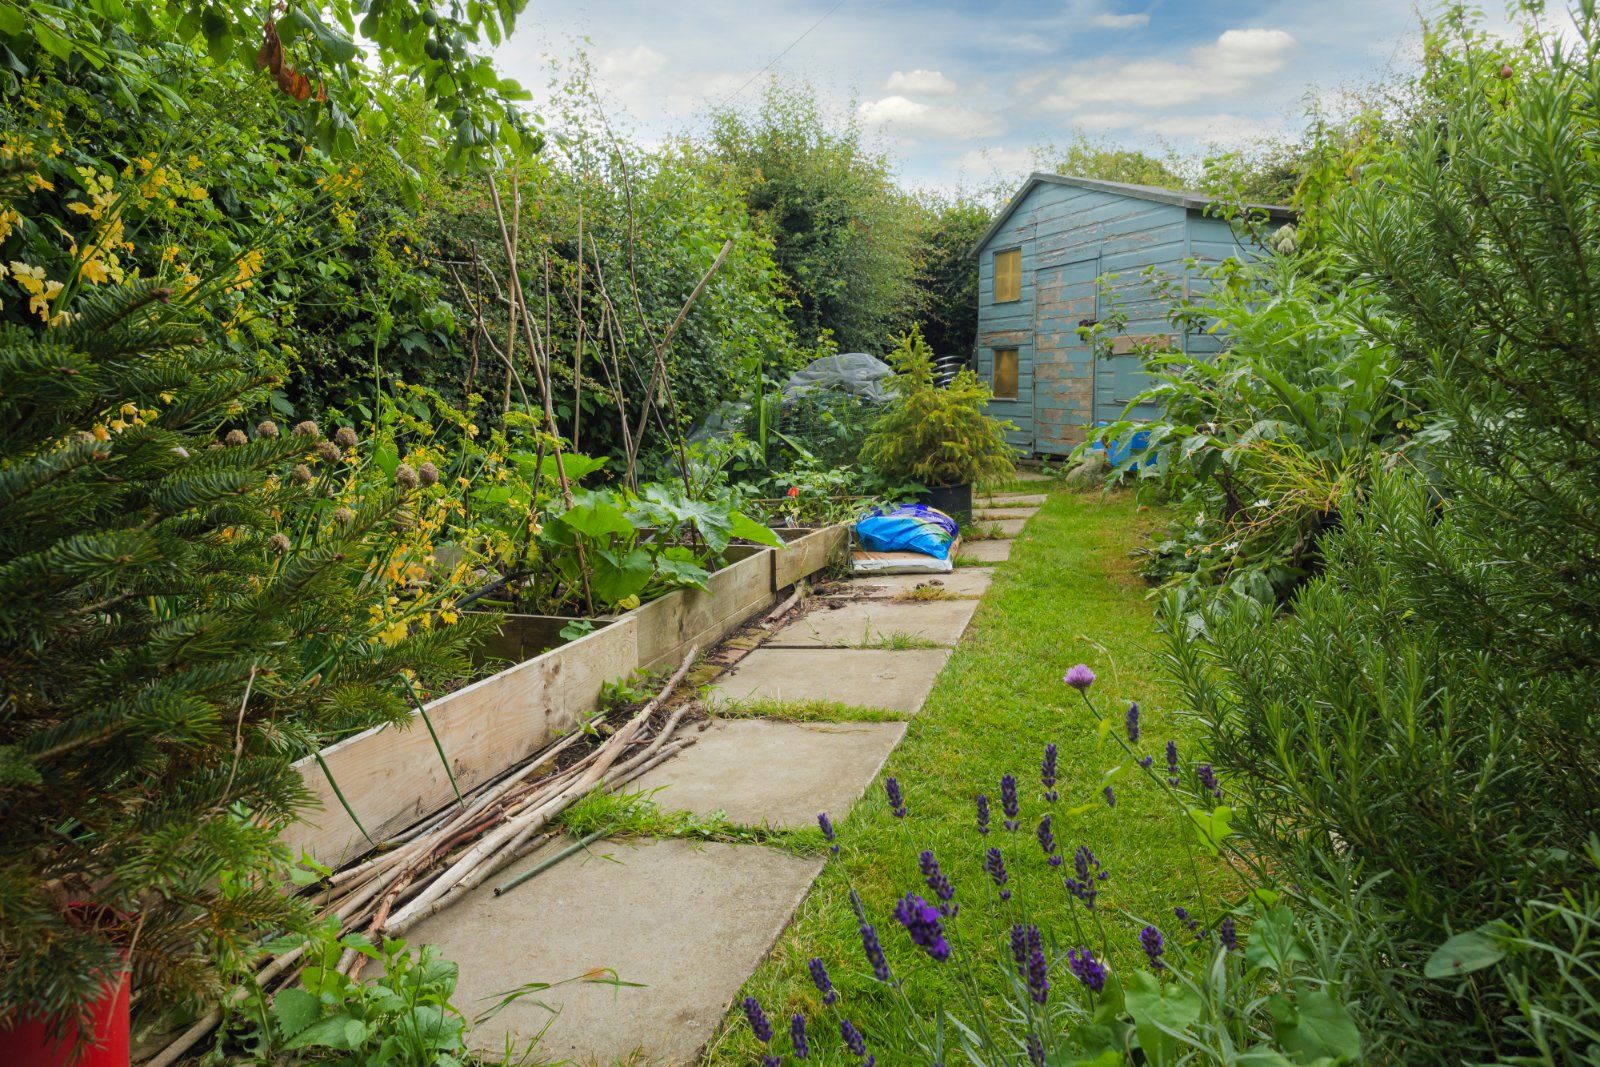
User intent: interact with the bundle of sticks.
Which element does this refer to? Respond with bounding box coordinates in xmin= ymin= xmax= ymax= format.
xmin=142 ymin=648 xmax=701 ymax=1067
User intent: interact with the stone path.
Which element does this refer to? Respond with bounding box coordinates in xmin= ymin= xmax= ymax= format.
xmin=412 ymin=489 xmax=1046 ymax=1064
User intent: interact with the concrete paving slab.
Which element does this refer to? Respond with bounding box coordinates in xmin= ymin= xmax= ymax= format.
xmin=629 ymin=719 xmax=906 ymax=827
xmin=840 ymin=569 xmax=995 ymax=599
xmin=1012 ymin=470 xmax=1054 ymax=482
xmin=410 ymin=838 xmax=822 ymax=1065
xmin=710 ymin=647 xmax=950 ymax=713
xmin=981 ymin=493 xmax=1047 ymax=507
xmin=974 ymin=518 xmax=1027 ymax=538
xmin=768 ymin=598 xmax=978 ymax=648
xmin=975 ymin=507 xmax=1038 ymax=521
xmin=959 ymin=538 xmax=1014 ymax=563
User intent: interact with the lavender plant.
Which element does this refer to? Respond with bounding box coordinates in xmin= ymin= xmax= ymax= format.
xmin=742 ymin=666 xmax=1361 ymax=1065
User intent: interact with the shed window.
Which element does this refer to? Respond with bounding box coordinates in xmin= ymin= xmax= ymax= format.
xmin=992 ymin=348 xmax=1019 ymax=400
xmin=993 ymin=248 xmax=1021 ymax=303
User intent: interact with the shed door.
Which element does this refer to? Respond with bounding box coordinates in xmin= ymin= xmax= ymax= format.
xmin=1031 ymin=257 xmax=1099 ymax=455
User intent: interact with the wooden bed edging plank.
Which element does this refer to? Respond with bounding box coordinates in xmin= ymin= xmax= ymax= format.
xmin=773 ymin=526 xmax=850 ymax=591
xmin=284 ymin=614 xmax=638 ymax=869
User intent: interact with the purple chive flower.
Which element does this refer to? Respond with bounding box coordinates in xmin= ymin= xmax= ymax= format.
xmin=840 ymin=1019 xmax=869 ymax=1057
xmin=818 ymin=812 xmax=838 ymax=854
xmin=1065 ymin=845 xmax=1106 ymax=909
xmin=791 ymin=1014 xmax=810 ymax=1059
xmin=1000 ymin=774 xmax=1020 ymax=831
xmin=743 ymin=996 xmax=774 ymax=1042
xmin=919 ymin=850 xmax=957 ymax=916
xmin=807 ymin=957 xmax=837 ymax=1005
xmin=1166 ymin=740 xmax=1180 ymax=786
xmin=1027 ymin=1033 xmax=1046 ymax=1067
xmin=1041 ymin=743 xmax=1059 ymax=802
xmin=1064 ymin=663 xmax=1096 ymax=691
xmin=1197 ymin=763 xmax=1222 ymax=799
xmin=1068 ymin=947 xmax=1107 ymax=993
xmin=984 ymin=846 xmax=1011 ymax=901
xmin=975 ymin=793 xmax=991 ymax=836
xmin=1140 ymin=924 xmax=1165 ymax=970
xmin=1037 ymin=814 xmax=1061 ymax=867
xmin=858 ymin=922 xmax=891 ymax=982
xmin=1125 ymin=701 xmax=1141 ymax=743
xmin=893 ymin=893 xmax=951 ymax=962
xmin=1025 ymin=926 xmax=1049 ymax=1004
xmin=885 ymin=777 xmax=907 ymax=819
xmin=1220 ymin=916 xmax=1239 ymax=952
xmin=1103 ymin=785 xmax=1116 ymax=808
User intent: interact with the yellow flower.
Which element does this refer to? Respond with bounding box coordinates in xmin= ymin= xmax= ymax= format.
xmin=79 ymin=258 xmax=109 ymax=285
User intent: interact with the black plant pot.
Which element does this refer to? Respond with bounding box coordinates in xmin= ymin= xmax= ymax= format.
xmin=919 ymin=482 xmax=972 ymax=525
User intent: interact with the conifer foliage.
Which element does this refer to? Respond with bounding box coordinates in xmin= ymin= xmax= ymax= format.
xmin=0 ymin=281 xmax=482 ymax=1030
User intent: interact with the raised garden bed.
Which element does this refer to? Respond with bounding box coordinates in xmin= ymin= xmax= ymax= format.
xmin=772 ymin=525 xmax=850 ymax=591
xmin=285 ymin=525 xmax=847 ymax=868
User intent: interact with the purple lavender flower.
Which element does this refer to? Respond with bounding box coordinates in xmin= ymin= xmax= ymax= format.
xmin=807 ymin=957 xmax=837 ymax=1006
xmin=1140 ymin=924 xmax=1165 ymax=970
xmin=1166 ymin=740 xmax=1180 ymax=786
xmin=1026 ymin=1032 xmax=1045 ymax=1067
xmin=1036 ymin=814 xmax=1061 ymax=867
xmin=1197 ymin=763 xmax=1222 ymax=799
xmin=885 ymin=777 xmax=907 ymax=819
xmin=1000 ymin=774 xmax=1020 ymax=831
xmin=975 ymin=793 xmax=991 ymax=836
xmin=1125 ymin=701 xmax=1141 ymax=744
xmin=858 ymin=922 xmax=891 ymax=982
xmin=1064 ymin=663 xmax=1096 ymax=691
xmin=1065 ymin=845 xmax=1107 ymax=908
xmin=984 ymin=847 xmax=1011 ymax=901
xmin=893 ymin=893 xmax=951 ymax=962
xmin=840 ymin=1019 xmax=869 ymax=1058
xmin=919 ymin=850 xmax=957 ymax=916
xmin=1010 ymin=923 xmax=1029 ymax=975
xmin=849 ymin=887 xmax=868 ymax=924
xmin=1138 ymin=755 xmax=1154 ymax=769
xmin=818 ymin=812 xmax=838 ymax=854
xmin=1103 ymin=785 xmax=1116 ymax=808
xmin=1041 ymin=743 xmax=1059 ymax=802
xmin=743 ymin=996 xmax=774 ymax=1042
xmin=762 ymin=1057 xmax=780 ymax=1067
xmin=1068 ymin=947 xmax=1107 ymax=993
xmin=1219 ymin=915 xmax=1239 ymax=952
xmin=1025 ymin=927 xmax=1049 ymax=1005
xmin=1175 ymin=906 xmax=1202 ymax=935
xmin=843 ymin=1020 xmax=875 ymax=1063
xmin=791 ymin=1014 xmax=810 ymax=1059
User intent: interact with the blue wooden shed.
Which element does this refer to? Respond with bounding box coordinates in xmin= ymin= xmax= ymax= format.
xmin=970 ymin=173 xmax=1293 ymax=456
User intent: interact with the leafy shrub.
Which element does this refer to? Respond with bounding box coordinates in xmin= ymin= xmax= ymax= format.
xmin=861 ymin=330 xmax=1016 ymax=489
xmin=1087 ymin=256 xmax=1409 ymax=605
xmin=0 ymin=281 xmax=483 ymax=1031
xmin=1162 ymin=8 xmax=1600 ymax=1059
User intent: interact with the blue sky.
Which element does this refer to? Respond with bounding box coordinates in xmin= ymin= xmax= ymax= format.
xmin=493 ymin=0 xmax=1437 ymax=192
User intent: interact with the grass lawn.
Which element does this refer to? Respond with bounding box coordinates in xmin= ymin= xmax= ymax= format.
xmin=702 ymin=487 xmax=1235 ymax=1064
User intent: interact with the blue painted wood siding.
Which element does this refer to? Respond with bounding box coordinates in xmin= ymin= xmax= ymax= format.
xmin=978 ymin=183 xmax=1191 ymax=453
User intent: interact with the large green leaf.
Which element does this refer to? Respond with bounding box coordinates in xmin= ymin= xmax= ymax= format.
xmin=729 ymin=509 xmax=783 ymax=548
xmin=1424 ymin=923 xmax=1509 ymax=979
xmin=1269 ymin=989 xmax=1362 ymax=1062
xmin=1125 ymin=970 xmax=1202 ymax=1067
xmin=270 ymin=986 xmax=322 ymax=1039
xmin=591 ymin=548 xmax=653 ymax=604
xmin=557 ymin=493 xmax=635 ymax=541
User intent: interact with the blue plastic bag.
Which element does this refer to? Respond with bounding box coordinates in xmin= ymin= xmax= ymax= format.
xmin=855 ymin=504 xmax=960 ymax=560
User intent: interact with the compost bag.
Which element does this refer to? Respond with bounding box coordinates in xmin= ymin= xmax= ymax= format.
xmin=855 ymin=504 xmax=960 ymax=560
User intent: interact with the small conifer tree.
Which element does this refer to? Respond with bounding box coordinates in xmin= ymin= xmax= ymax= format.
xmin=0 ymin=280 xmax=484 ymax=1032
xmin=860 ymin=328 xmax=1015 ymax=488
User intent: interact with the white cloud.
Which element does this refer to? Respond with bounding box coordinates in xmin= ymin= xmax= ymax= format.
xmin=1041 ymin=28 xmax=1296 ymax=111
xmin=1090 ymin=12 xmax=1149 ymax=30
xmin=858 ymin=95 xmax=1004 ymax=140
xmin=953 ymin=145 xmax=1036 ymax=176
xmin=596 ymin=44 xmax=666 ymax=80
xmin=885 ymin=69 xmax=957 ymax=95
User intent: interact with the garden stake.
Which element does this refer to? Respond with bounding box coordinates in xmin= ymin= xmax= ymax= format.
xmin=494 ymin=828 xmax=607 ymax=896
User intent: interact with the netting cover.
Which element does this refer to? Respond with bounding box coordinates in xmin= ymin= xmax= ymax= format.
xmin=780 ymin=352 xmax=894 ymax=404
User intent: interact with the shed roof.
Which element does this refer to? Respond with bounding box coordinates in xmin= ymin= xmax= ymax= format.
xmin=970 ymin=172 xmax=1296 ymax=257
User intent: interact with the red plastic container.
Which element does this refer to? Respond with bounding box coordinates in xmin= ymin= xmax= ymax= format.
xmin=0 ymin=968 xmax=130 ymax=1067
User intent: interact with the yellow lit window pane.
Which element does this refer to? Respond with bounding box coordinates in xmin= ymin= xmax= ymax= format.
xmin=994 ymin=249 xmax=1021 ymax=303
xmin=993 ymin=348 xmax=1019 ymax=399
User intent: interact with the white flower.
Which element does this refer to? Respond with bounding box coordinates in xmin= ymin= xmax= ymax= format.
xmin=1253 ymin=499 xmax=1271 ymax=509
